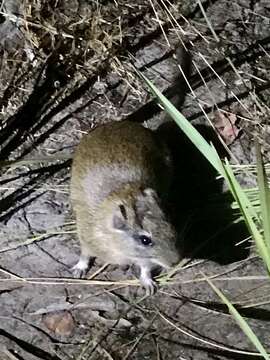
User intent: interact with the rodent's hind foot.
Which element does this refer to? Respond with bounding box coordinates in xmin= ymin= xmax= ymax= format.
xmin=139 ymin=265 xmax=158 ymax=296
xmin=72 ymin=254 xmax=94 ymax=278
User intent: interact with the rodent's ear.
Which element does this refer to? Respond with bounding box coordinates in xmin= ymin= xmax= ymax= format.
xmin=112 ymin=204 xmax=128 ymax=231
xmin=142 ymin=188 xmax=160 ymax=204
xmin=136 ymin=188 xmax=163 ymax=220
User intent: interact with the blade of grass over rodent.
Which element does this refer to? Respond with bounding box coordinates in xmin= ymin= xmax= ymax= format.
xmin=256 ymin=142 xmax=270 ymax=255
xmin=138 ymin=72 xmax=270 ymax=270
xmin=138 ymin=71 xmax=224 ymax=174
xmin=204 ymin=274 xmax=270 ymax=360
xmin=139 ymin=71 xmax=259 ymax=221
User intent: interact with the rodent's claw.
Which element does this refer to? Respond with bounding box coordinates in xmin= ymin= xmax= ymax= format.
xmin=141 ymin=277 xmax=158 ymax=296
xmin=139 ymin=265 xmax=158 ymax=296
xmin=72 ymin=257 xmax=89 ymax=278
xmin=72 ymin=265 xmax=86 ymax=278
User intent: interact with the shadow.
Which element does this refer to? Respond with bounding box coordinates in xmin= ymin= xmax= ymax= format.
xmin=127 ymin=42 xmax=192 ymax=123
xmin=156 ymin=121 xmax=249 ymax=265
xmin=160 ymin=336 xmax=264 ymax=360
xmin=0 ymin=328 xmax=62 ymax=360
xmin=188 ymin=81 xmax=270 ymax=122
xmin=125 ymin=35 xmax=270 ymax=124
xmin=0 ymin=160 xmax=70 ymax=223
xmin=184 ymin=297 xmax=270 ymax=322
xmin=0 ymin=44 xmax=109 ymax=161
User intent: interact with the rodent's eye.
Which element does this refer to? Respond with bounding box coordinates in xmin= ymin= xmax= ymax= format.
xmin=139 ymin=235 xmax=152 ymax=246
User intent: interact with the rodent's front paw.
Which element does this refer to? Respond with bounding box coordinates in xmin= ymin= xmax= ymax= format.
xmin=140 ymin=277 xmax=158 ymax=296
xmin=72 ymin=265 xmax=86 ymax=278
xmin=72 ymin=259 xmax=88 ymax=278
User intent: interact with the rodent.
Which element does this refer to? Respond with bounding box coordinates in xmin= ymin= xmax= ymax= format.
xmin=70 ymin=120 xmax=180 ymax=295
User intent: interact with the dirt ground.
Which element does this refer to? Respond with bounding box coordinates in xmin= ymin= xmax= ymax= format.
xmin=0 ymin=0 xmax=270 ymax=359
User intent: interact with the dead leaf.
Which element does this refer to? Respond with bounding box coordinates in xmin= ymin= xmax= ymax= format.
xmin=213 ymin=112 xmax=241 ymax=145
xmin=42 ymin=311 xmax=75 ymax=336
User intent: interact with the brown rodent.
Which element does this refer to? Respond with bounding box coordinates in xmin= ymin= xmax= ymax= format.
xmin=70 ymin=120 xmax=180 ymax=295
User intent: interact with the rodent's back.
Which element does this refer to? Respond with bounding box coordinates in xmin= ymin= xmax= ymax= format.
xmin=71 ymin=121 xmax=172 ymax=211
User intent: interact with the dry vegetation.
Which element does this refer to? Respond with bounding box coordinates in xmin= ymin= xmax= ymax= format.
xmin=0 ymin=0 xmax=270 ymax=359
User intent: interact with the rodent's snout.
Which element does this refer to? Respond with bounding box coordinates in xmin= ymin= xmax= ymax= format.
xmin=167 ymin=235 xmax=182 ymax=268
xmin=157 ymin=247 xmax=181 ymax=269
xmin=168 ymin=252 xmax=181 ymax=267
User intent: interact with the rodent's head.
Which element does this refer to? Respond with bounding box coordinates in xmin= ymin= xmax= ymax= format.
xmin=98 ymin=186 xmax=180 ymax=268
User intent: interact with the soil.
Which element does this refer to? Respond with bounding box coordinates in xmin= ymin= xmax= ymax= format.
xmin=0 ymin=0 xmax=270 ymax=359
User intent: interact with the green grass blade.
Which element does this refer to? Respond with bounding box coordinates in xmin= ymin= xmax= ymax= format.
xmin=140 ymin=72 xmax=260 ymax=223
xmin=205 ymin=275 xmax=270 ymax=360
xmin=222 ymin=160 xmax=261 ymax=226
xmin=256 ymin=142 xmax=270 ymax=254
xmin=211 ymin=145 xmax=260 ymax=223
xmin=219 ymin=157 xmax=270 ymax=272
xmin=138 ymin=71 xmax=224 ymax=175
xmin=139 ymin=72 xmax=270 ymax=272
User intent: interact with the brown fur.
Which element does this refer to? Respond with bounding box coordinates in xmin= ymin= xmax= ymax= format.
xmin=70 ymin=120 xmax=180 ymax=294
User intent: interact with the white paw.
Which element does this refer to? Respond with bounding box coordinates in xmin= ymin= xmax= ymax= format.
xmin=72 ymin=258 xmax=88 ymax=278
xmin=140 ymin=277 xmax=158 ymax=296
